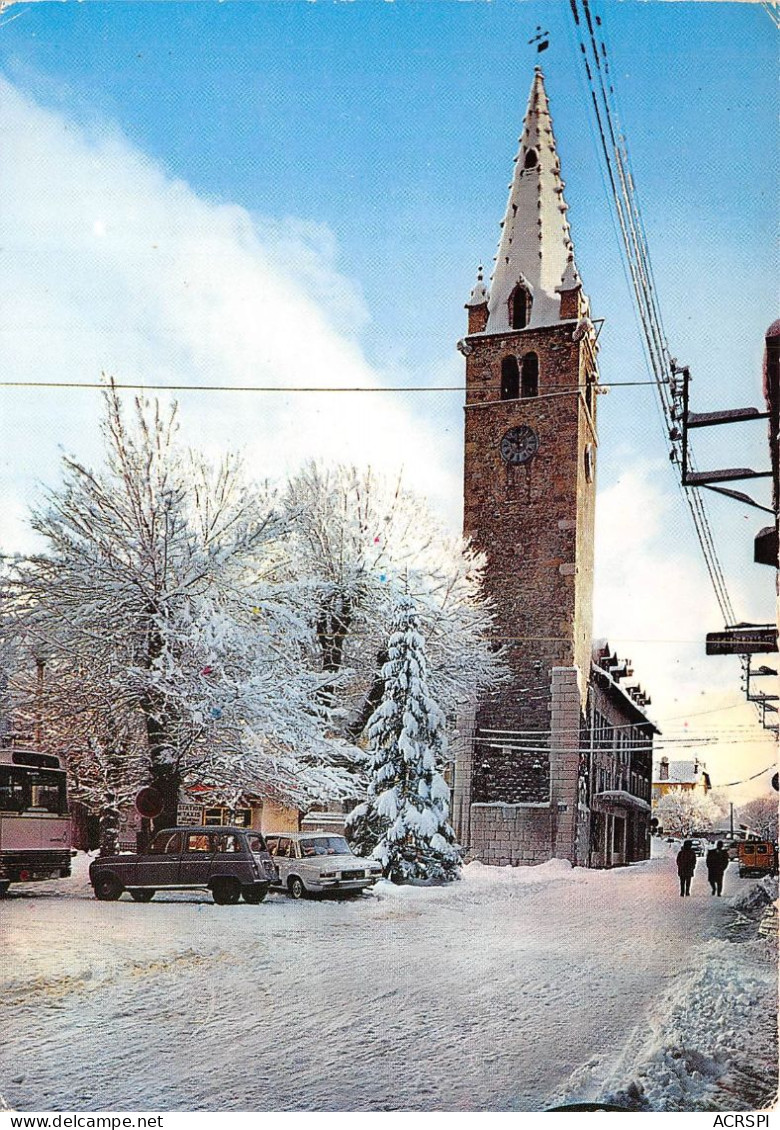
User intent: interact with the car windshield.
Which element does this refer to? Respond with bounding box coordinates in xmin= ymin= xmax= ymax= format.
xmin=299 ymin=836 xmax=351 ymax=857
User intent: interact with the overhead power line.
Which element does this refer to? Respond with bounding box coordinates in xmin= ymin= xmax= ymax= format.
xmin=568 ymin=0 xmax=744 ymax=656
xmin=0 ymin=378 xmax=661 ymax=394
xmin=760 ymin=2 xmax=780 ymax=31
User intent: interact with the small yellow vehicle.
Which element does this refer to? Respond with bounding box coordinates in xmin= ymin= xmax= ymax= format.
xmin=737 ymin=840 xmax=778 ymax=878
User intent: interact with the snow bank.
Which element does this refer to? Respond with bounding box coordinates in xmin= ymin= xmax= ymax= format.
xmin=463 ymin=857 xmax=576 ymax=884
xmin=371 ymin=855 xmax=580 ymax=903
xmin=729 ymin=875 xmax=778 ymax=915
xmin=593 ymin=938 xmax=778 ymax=1112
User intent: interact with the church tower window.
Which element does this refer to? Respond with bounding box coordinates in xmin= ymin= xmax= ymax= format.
xmin=510 ymin=285 xmax=531 ymax=330
xmin=521 ymin=352 xmax=539 ymax=398
xmin=523 ymin=148 xmax=538 ymax=169
xmin=500 ymin=355 xmax=520 ymax=400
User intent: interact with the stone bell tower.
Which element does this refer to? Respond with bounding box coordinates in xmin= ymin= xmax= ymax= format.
xmin=454 ymin=68 xmax=601 ymax=866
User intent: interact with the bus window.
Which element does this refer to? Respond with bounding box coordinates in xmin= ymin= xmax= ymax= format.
xmin=0 ymin=768 xmax=26 ymax=812
xmin=28 ymin=771 xmax=67 ymax=814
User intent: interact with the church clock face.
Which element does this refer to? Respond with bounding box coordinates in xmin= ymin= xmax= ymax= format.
xmin=500 ymin=425 xmax=539 ymax=465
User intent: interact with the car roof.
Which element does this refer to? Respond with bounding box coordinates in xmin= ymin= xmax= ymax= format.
xmin=153 ymin=826 xmax=255 ymax=836
xmin=265 ymin=831 xmax=345 ymax=839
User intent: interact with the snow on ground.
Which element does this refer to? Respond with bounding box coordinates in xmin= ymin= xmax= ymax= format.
xmin=0 ymin=840 xmax=776 ymax=1112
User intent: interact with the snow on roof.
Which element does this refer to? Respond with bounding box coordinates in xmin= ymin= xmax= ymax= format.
xmin=466 ymin=264 xmax=489 ymax=308
xmin=556 ymin=255 xmax=581 ymax=293
xmin=592 ymin=789 xmax=651 ymax=813
xmin=654 ymin=759 xmax=705 ymax=785
xmin=486 ymin=68 xmax=586 ymax=334
xmin=591 ymin=643 xmax=659 ymax=733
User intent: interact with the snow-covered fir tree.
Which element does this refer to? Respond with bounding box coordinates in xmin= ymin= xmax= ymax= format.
xmin=347 ymin=593 xmax=461 ymax=883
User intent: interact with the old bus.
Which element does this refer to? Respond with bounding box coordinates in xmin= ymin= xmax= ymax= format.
xmin=0 ymin=747 xmax=71 ymax=896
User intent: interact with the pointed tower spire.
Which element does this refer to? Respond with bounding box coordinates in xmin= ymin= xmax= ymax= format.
xmin=486 ymin=67 xmax=585 ymax=333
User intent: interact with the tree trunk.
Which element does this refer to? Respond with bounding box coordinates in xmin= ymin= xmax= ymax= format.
xmin=142 ymin=690 xmax=181 ymax=835
xmin=316 ymin=597 xmax=352 ymax=705
xmin=99 ymin=794 xmax=120 ymax=857
xmin=345 ymin=648 xmax=388 ymax=740
xmin=142 ymin=616 xmax=181 ymax=834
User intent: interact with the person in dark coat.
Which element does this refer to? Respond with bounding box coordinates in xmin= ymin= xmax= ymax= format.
xmin=676 ymin=840 xmax=697 ymax=896
xmin=706 ymin=841 xmax=730 ymax=896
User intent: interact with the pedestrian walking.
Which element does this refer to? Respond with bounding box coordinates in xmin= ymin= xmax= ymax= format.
xmin=676 ymin=840 xmax=697 ymax=897
xmin=706 ymin=841 xmax=730 ymax=896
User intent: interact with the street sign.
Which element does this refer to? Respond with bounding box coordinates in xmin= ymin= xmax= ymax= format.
xmin=177 ymin=804 xmax=202 ymax=825
xmin=705 ymin=626 xmax=779 ymax=655
xmin=134 ymin=786 xmax=164 ymax=818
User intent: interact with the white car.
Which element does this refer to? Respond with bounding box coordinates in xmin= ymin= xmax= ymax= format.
xmin=264 ymin=832 xmax=382 ymax=899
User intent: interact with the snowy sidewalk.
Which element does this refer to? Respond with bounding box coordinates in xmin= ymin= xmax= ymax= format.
xmin=1 ymin=843 xmax=775 ymax=1111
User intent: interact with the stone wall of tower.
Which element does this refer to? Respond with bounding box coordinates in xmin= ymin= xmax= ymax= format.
xmin=462 ymin=322 xmax=597 ymax=808
xmin=465 ymin=666 xmax=588 ymax=865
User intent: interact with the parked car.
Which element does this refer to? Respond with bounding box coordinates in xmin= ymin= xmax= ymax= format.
xmin=89 ymin=826 xmax=277 ymax=905
xmin=690 ymin=839 xmax=705 ymax=856
xmin=264 ymin=832 xmax=382 ymax=899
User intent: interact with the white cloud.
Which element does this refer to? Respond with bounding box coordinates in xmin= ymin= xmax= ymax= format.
xmin=0 ymin=74 xmax=460 ymax=547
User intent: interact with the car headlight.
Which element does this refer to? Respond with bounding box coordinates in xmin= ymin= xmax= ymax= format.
xmin=321 ymin=871 xmax=338 ymax=878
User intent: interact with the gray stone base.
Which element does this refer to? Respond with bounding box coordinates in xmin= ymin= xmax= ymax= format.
xmin=468 ymin=803 xmax=553 ymax=866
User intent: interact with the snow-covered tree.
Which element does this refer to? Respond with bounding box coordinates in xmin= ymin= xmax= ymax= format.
xmin=8 ymin=381 xmax=326 ymax=840
xmin=655 ymin=789 xmax=724 ymax=838
xmin=283 ymin=461 xmax=505 ymax=740
xmin=738 ymin=794 xmax=779 ymax=840
xmin=346 ymin=593 xmax=461 ymax=883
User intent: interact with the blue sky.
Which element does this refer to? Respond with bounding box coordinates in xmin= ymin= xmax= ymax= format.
xmin=0 ymin=0 xmax=777 ymax=796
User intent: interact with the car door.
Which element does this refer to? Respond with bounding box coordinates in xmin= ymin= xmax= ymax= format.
xmin=136 ymin=831 xmax=184 ymax=887
xmin=274 ymin=836 xmax=293 ymax=885
xmin=179 ymin=831 xmax=218 ymax=887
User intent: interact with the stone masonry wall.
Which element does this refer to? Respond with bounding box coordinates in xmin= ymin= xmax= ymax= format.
xmin=462 ymin=322 xmax=597 ymax=801
xmin=549 ymin=666 xmax=587 ymax=864
xmin=469 ymin=803 xmax=553 ymax=866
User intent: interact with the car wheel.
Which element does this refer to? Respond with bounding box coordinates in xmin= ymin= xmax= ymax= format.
xmin=94 ymin=874 xmax=123 ymax=901
xmin=129 ymin=889 xmax=155 ymax=903
xmin=211 ymin=878 xmax=241 ymax=905
xmin=0 ymin=881 xmax=10 ymax=899
xmin=242 ymin=886 xmax=268 ymax=904
xmin=288 ymin=876 xmax=307 ymax=900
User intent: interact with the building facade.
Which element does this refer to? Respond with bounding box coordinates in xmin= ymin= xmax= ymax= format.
xmin=588 ymin=643 xmax=655 ymax=867
xmin=452 ymin=68 xmax=655 ymax=868
xmin=652 ymin=757 xmax=711 ymax=803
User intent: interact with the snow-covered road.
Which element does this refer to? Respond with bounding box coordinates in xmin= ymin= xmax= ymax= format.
xmin=0 ymin=843 xmax=775 ymax=1112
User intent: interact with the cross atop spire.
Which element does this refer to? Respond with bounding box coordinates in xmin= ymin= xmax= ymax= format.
xmin=485 ymin=68 xmax=585 ymax=334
